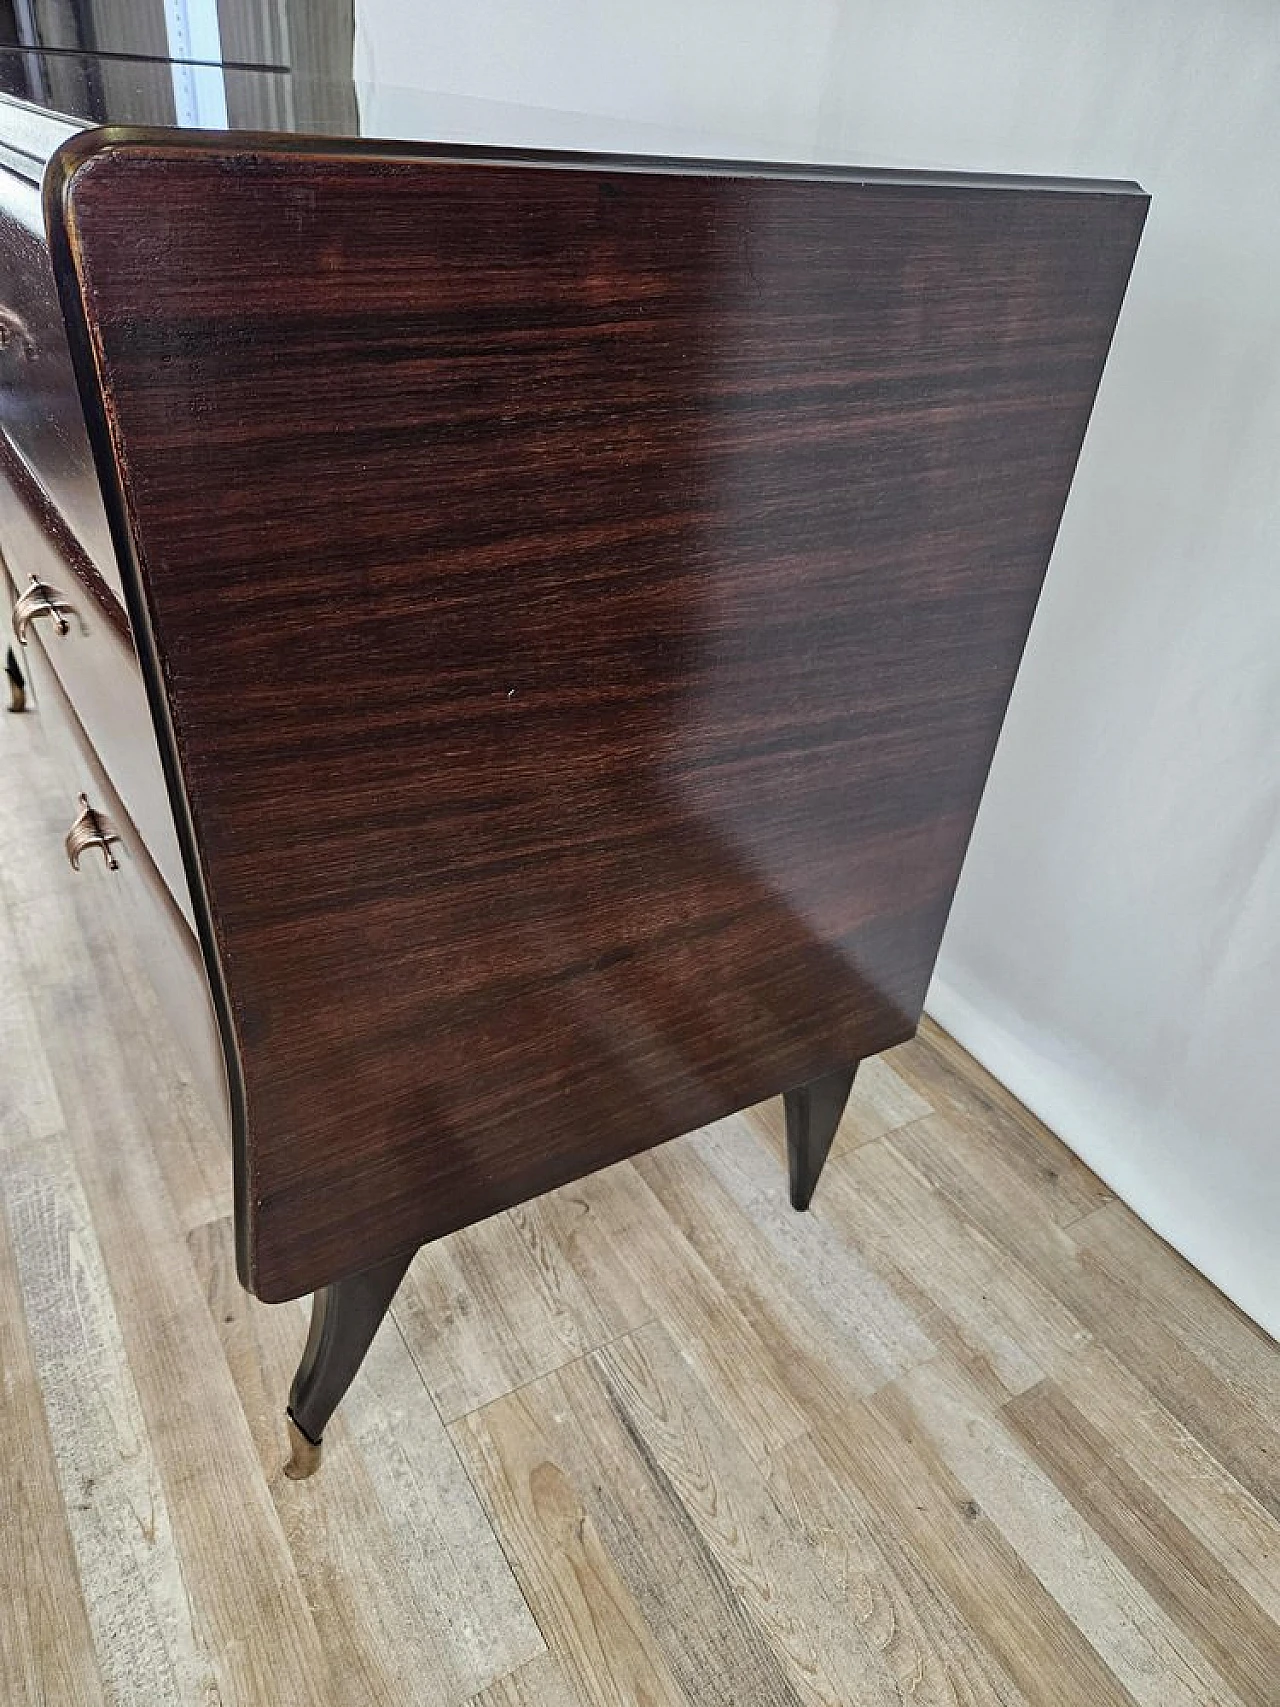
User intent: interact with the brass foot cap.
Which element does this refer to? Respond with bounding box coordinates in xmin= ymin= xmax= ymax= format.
xmin=284 ymin=1414 xmax=322 ymax=1480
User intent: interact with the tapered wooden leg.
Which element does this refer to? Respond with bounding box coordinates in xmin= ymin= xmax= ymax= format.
xmin=784 ymin=1063 xmax=859 ymax=1211
xmin=6 ymin=646 xmax=26 ymax=713
xmin=284 ymin=1248 xmax=416 ymax=1479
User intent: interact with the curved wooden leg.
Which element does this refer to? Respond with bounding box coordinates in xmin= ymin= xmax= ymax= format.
xmin=784 ymin=1063 xmax=859 ymax=1211
xmin=284 ymin=1248 xmax=416 ymax=1479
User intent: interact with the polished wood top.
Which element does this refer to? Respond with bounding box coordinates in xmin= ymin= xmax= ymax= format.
xmin=50 ymin=134 xmax=1145 ymax=1298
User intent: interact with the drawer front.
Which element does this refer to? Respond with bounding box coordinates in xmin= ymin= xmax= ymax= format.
xmin=0 ymin=452 xmax=195 ymax=929
xmin=19 ymin=618 xmax=229 ymax=1137
xmin=0 ymin=163 xmax=122 ymax=602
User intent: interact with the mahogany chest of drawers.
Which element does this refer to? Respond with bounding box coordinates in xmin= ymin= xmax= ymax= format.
xmin=0 ymin=86 xmax=1146 ymax=1475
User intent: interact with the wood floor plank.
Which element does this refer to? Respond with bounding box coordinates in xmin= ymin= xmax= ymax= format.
xmin=635 ymin=1133 xmax=930 ymax=1412
xmin=814 ymin=1388 xmax=1145 ymax=1707
xmin=1051 ymin=1340 xmax=1280 ymax=1626
xmin=0 ymin=1144 xmax=105 ymax=1707
xmin=451 ymin=1375 xmax=691 ymax=1707
xmin=892 ymin=1115 xmax=1280 ymax=1517
xmin=892 ymin=1023 xmax=1114 ymax=1225
xmin=689 ymin=1113 xmax=935 ymax=1384
xmin=891 ymin=1358 xmax=1250 ymax=1707
xmin=518 ymin=1160 xmax=811 ymax=1466
xmin=0 ymin=1137 xmax=220 ymax=1705
xmin=768 ymin=1431 xmax=1033 ymax=1707
xmin=191 ymin=1216 xmax=544 ymax=1706
xmin=342 ymin=1295 xmax=548 ymax=1696
xmin=459 ymin=1348 xmax=851 ymax=1707
xmin=828 ymin=1136 xmax=1092 ymax=1397
xmin=507 ymin=1179 xmax=656 ymax=1330
xmin=393 ymin=1206 xmax=620 ymax=1423
xmin=466 ymin=1652 xmax=593 ymax=1707
xmin=592 ymin=1321 xmax=904 ymax=1704
xmin=6 ymin=910 xmax=332 ymax=1704
xmin=0 ymin=960 xmax=62 ymax=1151
xmin=508 ymin=1164 xmax=666 ymax=1337
xmin=1005 ymin=1378 xmax=1280 ymax=1706
xmin=1071 ymin=1201 xmax=1280 ymax=1441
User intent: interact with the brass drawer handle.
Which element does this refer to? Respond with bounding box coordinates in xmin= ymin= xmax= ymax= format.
xmin=65 ymin=794 xmax=121 ymax=872
xmin=13 ymin=575 xmax=85 ymax=646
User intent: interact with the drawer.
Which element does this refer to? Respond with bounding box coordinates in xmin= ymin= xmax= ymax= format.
xmin=19 ymin=617 xmax=229 ymax=1137
xmin=0 ymin=162 xmax=122 ymax=601
xmin=0 ymin=449 xmax=195 ymax=929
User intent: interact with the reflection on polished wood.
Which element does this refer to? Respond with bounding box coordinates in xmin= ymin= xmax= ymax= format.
xmin=4 ymin=708 xmax=1277 ymax=1707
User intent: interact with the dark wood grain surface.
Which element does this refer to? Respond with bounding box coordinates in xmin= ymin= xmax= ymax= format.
xmin=50 ymin=136 xmax=1145 ymax=1299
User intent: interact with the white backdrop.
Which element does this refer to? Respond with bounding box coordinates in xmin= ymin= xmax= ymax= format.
xmin=354 ymin=1 xmax=1280 ymax=1336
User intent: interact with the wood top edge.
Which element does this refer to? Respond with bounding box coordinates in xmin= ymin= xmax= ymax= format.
xmin=44 ymin=121 xmax=1147 ymax=202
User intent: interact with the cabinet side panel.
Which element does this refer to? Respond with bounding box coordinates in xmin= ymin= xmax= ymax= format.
xmin=53 ymin=141 xmax=1145 ymax=1299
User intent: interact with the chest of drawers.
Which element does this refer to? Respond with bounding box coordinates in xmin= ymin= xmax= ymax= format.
xmin=1 ymin=87 xmax=1146 ymax=1478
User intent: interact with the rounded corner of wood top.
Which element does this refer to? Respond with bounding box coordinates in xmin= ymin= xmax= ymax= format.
xmin=43 ymin=126 xmax=165 ymax=240
xmin=45 ymin=125 xmax=126 ymax=192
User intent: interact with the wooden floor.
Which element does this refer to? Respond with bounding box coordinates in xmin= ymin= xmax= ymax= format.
xmin=2 ymin=703 xmax=1278 ymax=1707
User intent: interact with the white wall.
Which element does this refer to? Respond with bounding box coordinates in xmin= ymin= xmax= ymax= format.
xmin=354 ymin=1 xmax=1280 ymax=1336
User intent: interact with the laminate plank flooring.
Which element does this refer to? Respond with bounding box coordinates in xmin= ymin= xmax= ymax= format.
xmin=2 ymin=705 xmax=1277 ymax=1704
